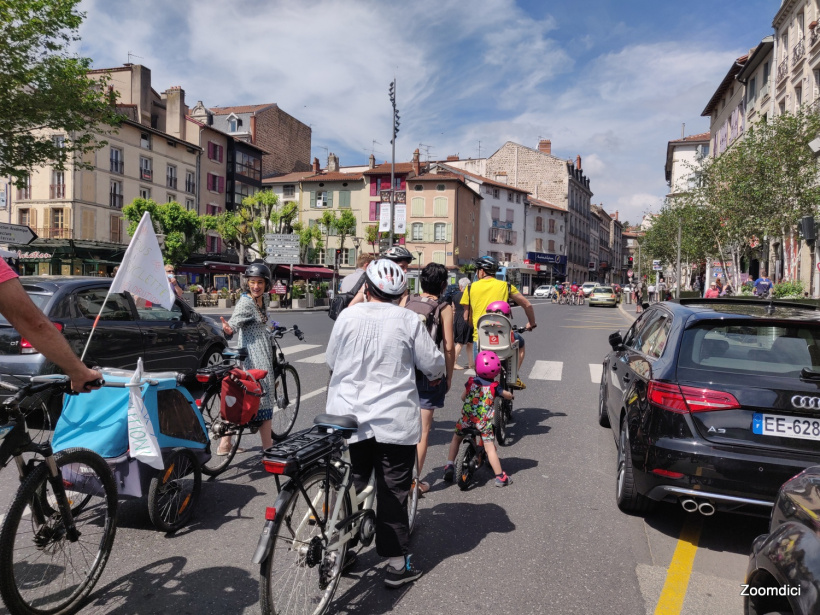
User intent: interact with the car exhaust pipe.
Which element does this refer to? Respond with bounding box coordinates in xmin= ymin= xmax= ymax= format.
xmin=697 ymin=500 xmax=715 ymax=516
xmin=680 ymin=498 xmax=698 ymax=513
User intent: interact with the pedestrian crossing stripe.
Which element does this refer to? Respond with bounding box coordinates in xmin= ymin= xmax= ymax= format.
xmin=589 ymin=363 xmax=603 ymax=384
xmin=276 ymin=343 xmax=320 ymax=355
xmin=526 ymin=361 xmax=604 ymax=383
xmin=296 ymin=352 xmax=327 ymax=364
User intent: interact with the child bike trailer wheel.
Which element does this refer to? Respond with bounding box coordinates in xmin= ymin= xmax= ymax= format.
xmin=148 ymin=448 xmax=202 ymax=532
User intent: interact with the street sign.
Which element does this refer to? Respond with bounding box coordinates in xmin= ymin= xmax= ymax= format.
xmin=264 ymin=233 xmax=299 ymax=265
xmin=0 ymin=223 xmax=36 ymax=245
xmin=627 ymin=269 xmax=633 ymax=277
xmin=652 ymin=260 xmax=662 ymax=271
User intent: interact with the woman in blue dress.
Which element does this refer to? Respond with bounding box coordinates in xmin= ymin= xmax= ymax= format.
xmin=220 ymin=263 xmax=276 ymax=454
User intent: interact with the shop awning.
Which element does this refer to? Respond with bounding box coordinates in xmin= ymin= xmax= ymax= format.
xmin=276 ymin=265 xmax=335 ymax=280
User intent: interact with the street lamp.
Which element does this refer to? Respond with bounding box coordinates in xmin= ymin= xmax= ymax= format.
xmin=388 ymin=79 xmax=400 ymax=248
xmin=352 ymin=236 xmax=362 ymax=262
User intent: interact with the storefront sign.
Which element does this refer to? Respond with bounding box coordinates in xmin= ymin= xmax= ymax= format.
xmin=272 ymin=283 xmax=287 ymax=294
xmin=525 ymin=252 xmax=567 ymax=265
xmin=17 ymin=251 xmax=53 ymax=260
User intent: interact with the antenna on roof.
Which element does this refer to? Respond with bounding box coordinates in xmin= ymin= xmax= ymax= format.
xmin=682 ymin=123 xmax=685 ymax=139
xmin=127 ymin=51 xmax=143 ymax=64
xmin=316 ymin=145 xmax=329 ymax=159
xmin=419 ymin=143 xmax=434 ymax=163
xmin=478 ymin=140 xmax=482 ymax=158
xmin=371 ymin=140 xmax=382 ymax=155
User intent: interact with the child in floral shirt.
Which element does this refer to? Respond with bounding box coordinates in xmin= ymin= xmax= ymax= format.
xmin=443 ymin=350 xmax=514 ymax=487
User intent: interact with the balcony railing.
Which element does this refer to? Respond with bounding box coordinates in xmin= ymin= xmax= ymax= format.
xmin=109 ymin=193 xmax=123 ymax=208
xmin=50 ymin=184 xmax=66 ymax=199
xmin=140 ymin=169 xmax=152 ymax=181
xmin=167 ymin=176 xmax=177 ymax=189
xmin=777 ymin=56 xmax=789 ymax=82
xmin=35 ymin=227 xmax=72 ymax=239
xmin=110 ymin=159 xmax=123 ymax=174
xmin=793 ymin=38 xmax=806 ymax=66
xmin=185 ymin=180 xmax=195 ymax=193
xmin=16 ymin=189 xmax=30 ymax=201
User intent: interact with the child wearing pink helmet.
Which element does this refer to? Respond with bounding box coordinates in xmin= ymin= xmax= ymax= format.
xmin=442 ymin=350 xmax=514 ymax=487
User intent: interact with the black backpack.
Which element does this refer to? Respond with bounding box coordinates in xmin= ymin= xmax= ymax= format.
xmin=328 ymin=273 xmax=366 ymax=321
xmin=404 ymin=294 xmax=445 ymax=345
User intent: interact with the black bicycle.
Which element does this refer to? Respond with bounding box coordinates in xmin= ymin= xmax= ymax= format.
xmin=196 ymin=324 xmax=304 ymax=476
xmin=0 ymin=375 xmax=118 ymax=615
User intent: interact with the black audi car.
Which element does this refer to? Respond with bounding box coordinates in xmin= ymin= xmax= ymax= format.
xmin=599 ymin=298 xmax=820 ymax=516
xmin=0 ymin=277 xmax=226 ymax=423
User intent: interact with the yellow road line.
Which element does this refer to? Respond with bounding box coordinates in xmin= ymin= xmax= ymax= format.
xmin=654 ymin=516 xmax=703 ymax=615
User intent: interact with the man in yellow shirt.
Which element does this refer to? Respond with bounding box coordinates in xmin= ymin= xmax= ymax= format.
xmin=461 ymin=255 xmax=536 ymax=388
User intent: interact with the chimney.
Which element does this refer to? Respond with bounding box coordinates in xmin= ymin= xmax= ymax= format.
xmin=368 ymin=154 xmax=376 ymax=169
xmin=130 ymin=65 xmax=152 ymax=127
xmin=163 ymin=86 xmax=185 ymax=139
xmin=538 ymin=139 xmax=551 ymax=155
xmin=327 ymin=152 xmax=339 ymax=172
xmin=446 ymin=154 xmax=459 ymax=161
xmin=576 ymin=155 xmax=582 ymax=170
xmin=615 ymin=210 xmax=619 ymax=221
xmin=312 ymin=157 xmax=320 ymax=174
xmin=412 ymin=148 xmax=421 ymax=175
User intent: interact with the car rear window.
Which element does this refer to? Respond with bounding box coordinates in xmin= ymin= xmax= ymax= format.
xmin=679 ymin=322 xmax=820 ymax=377
xmin=0 ymin=293 xmax=51 ymax=325
xmin=596 ymin=287 xmax=613 ymax=293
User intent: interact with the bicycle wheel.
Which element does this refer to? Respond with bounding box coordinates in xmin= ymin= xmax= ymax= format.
xmin=259 ymin=465 xmax=350 ymax=615
xmin=0 ymin=448 xmax=117 ymax=615
xmin=148 ymin=447 xmax=201 ymax=532
xmin=492 ymin=395 xmax=509 ymax=446
xmin=199 ymin=390 xmax=241 ymax=477
xmin=455 ymin=440 xmax=476 ymax=491
xmin=271 ymin=365 xmax=300 ymax=442
xmin=408 ymin=453 xmax=420 ymax=535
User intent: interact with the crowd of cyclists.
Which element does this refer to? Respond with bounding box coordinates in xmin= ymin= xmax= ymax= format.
xmin=550 ymin=281 xmax=587 ymax=305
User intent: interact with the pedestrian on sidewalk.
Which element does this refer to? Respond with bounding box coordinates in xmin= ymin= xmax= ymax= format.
xmin=647 ymin=283 xmax=655 ymax=303
xmin=635 ymin=285 xmax=643 ymax=313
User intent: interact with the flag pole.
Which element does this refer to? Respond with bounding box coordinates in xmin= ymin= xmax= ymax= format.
xmin=80 ymin=286 xmax=115 ymax=362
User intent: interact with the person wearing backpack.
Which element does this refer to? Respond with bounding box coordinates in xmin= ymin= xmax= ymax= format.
xmin=404 ymin=263 xmax=454 ymax=493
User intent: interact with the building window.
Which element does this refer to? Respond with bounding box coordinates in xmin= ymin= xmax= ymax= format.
xmin=507 ymin=191 xmax=514 ymax=202
xmin=50 ymin=171 xmax=65 ymax=199
xmin=167 ymin=193 xmax=176 ymax=203
xmin=309 ymin=248 xmax=326 ymax=265
xmin=234 ymin=181 xmax=257 ymax=205
xmin=52 ymin=134 xmax=65 ymax=149
xmin=284 ymin=185 xmax=295 ymax=198
xmin=50 ymin=208 xmax=65 ymax=237
xmin=185 ymin=170 xmax=195 ymax=193
xmin=338 ymin=190 xmax=351 ymax=208
xmin=185 ymin=198 xmax=194 ymax=210
xmin=140 ymin=157 xmax=152 ymax=181
xmin=506 ymin=208 xmax=514 ymax=223
xmin=229 ymin=118 xmax=238 ymax=132
xmin=515 ymin=194 xmax=521 ymax=203
xmin=433 ymin=197 xmax=447 ymax=217
xmin=413 ymin=184 xmax=423 ymax=191
xmin=411 ymin=222 xmax=424 ymax=241
xmin=208 ymin=235 xmax=221 ymax=253
xmin=315 ymin=190 xmax=329 ymax=208
xmin=17 ymin=176 xmax=31 ymax=200
xmin=140 ymin=132 xmax=151 ymax=150
xmin=139 ymin=187 xmax=151 ymax=200
xmin=110 ymin=180 xmax=123 ymax=208
xmin=110 ymin=216 xmax=122 ymax=243
xmin=167 ymin=165 xmax=177 ymax=189
xmin=18 ymin=208 xmax=31 ymax=226
xmin=549 ymin=218 xmax=555 ymax=233
xmin=796 ymin=86 xmax=803 ymax=110
xmin=411 ymin=197 xmax=424 ymax=217
xmin=206 ymin=204 xmax=222 ymax=216
xmin=436 ymin=184 xmax=445 ymax=192
xmin=493 ymin=188 xmax=500 ymax=199
xmin=235 ymin=151 xmax=261 ymax=181
xmin=491 ymin=206 xmax=500 ymax=220
xmin=535 ymin=216 xmax=543 ymax=232
xmin=207 ymin=142 xmax=223 ymax=162
xmin=110 ymin=147 xmax=123 ymax=174
xmin=535 ymin=238 xmax=543 ymax=252
xmin=434 ymin=222 xmax=446 ymax=241
xmin=207 ymin=174 xmax=225 ymax=193
xmin=763 ymin=61 xmax=770 ymax=84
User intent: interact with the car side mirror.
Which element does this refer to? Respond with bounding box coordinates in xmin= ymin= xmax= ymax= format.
xmin=188 ymin=311 xmax=201 ymax=323
xmin=642 ymin=302 xmax=650 ymax=309
xmin=608 ymin=331 xmax=624 ymax=350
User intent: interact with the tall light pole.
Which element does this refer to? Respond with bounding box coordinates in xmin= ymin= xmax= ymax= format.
xmin=352 ymin=236 xmax=362 ymax=263
xmin=388 ymin=79 xmax=400 ymax=248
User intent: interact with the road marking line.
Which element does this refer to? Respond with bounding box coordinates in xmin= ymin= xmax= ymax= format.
xmin=296 ymin=352 xmax=327 ymax=364
xmin=562 ymin=326 xmax=620 ymax=329
xmin=528 ymin=360 xmax=562 ymax=381
xmin=301 ymin=387 xmax=327 ymax=402
xmin=654 ymin=516 xmax=702 ymax=615
xmin=277 ymin=344 xmax=320 ymax=355
xmin=589 ymin=364 xmax=603 ymax=383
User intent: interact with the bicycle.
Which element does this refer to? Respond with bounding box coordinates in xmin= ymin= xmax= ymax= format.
xmin=577 ymin=292 xmax=585 ymax=305
xmin=0 ymin=375 xmax=118 ymax=615
xmin=550 ymin=291 xmax=560 ymax=304
xmin=196 ymin=324 xmax=304 ymax=476
xmin=253 ymin=414 xmax=420 ymax=615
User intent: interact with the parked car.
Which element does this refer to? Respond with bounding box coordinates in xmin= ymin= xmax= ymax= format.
xmin=744 ymin=465 xmax=820 ymax=615
xmin=588 ymin=286 xmax=618 ymax=307
xmin=622 ymin=284 xmax=634 ymax=295
xmin=0 ymin=277 xmax=227 ymax=425
xmin=599 ymin=298 xmax=820 ymax=516
xmin=581 ymin=281 xmax=600 ymax=297
xmin=534 ymin=285 xmax=554 ymax=298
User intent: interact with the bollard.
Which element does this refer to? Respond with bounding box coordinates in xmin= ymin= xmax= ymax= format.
xmin=625 ymin=293 xmax=632 ymax=304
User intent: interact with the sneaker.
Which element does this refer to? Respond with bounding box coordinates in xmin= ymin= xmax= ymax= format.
xmin=495 ymin=473 xmax=513 ymax=487
xmin=384 ymin=555 xmax=423 ymax=588
xmin=515 ymin=377 xmax=527 ymax=390
xmin=442 ymin=463 xmax=454 ymax=483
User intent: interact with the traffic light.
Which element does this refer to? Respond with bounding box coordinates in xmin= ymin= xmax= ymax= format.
xmin=334 ymin=248 xmax=342 ymax=266
xmin=628 ymin=256 xmax=633 ymax=266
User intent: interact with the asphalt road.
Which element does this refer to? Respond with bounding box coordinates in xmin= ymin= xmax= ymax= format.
xmin=0 ymin=300 xmax=768 ymax=615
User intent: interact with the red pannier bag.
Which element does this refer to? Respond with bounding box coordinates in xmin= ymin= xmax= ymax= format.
xmin=220 ymin=368 xmax=269 ymax=425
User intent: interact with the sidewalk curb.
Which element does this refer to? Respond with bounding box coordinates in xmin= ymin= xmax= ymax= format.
xmin=618 ymin=301 xmax=638 ymax=322
xmin=196 ymin=306 xmax=330 ymax=315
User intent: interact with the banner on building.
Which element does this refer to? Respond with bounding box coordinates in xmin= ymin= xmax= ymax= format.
xmin=393 ymin=204 xmax=406 ymax=234
xmin=379 ymin=202 xmax=392 ymax=232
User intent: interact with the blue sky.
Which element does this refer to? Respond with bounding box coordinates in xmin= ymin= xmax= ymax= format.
xmin=78 ymin=0 xmax=778 ymax=226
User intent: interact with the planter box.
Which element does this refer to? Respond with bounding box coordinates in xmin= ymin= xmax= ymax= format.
xmin=218 ymin=298 xmax=233 ymax=309
xmin=270 ymin=300 xmax=280 ymax=308
xmin=313 ymin=298 xmax=328 ymax=307
xmin=293 ymin=298 xmax=310 ymax=309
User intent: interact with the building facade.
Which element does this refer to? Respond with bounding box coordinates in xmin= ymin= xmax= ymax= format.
xmin=525 ymin=196 xmax=567 ymax=286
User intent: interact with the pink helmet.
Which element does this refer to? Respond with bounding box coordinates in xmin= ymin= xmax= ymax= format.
xmin=475 ymin=351 xmax=502 ymax=380
xmin=486 ymin=300 xmax=511 ymax=317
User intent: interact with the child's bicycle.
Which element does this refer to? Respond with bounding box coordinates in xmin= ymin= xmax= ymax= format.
xmin=253 ymin=414 xmax=420 ymax=615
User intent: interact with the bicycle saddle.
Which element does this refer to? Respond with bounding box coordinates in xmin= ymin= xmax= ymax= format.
xmin=313 ymin=413 xmax=359 ymax=435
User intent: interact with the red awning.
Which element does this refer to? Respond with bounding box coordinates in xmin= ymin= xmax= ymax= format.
xmin=274 ymin=265 xmax=335 ymax=280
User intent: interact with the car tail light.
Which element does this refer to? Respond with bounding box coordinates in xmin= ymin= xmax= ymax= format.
xmin=652 ymin=468 xmax=684 ymax=478
xmin=21 ymin=322 xmax=63 ymax=354
xmin=265 ymin=506 xmax=277 ymax=521
xmin=648 ymin=381 xmax=740 ymax=414
xmin=262 ymin=459 xmax=287 ymax=474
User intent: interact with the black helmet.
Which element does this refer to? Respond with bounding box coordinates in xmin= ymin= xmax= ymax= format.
xmin=244 ymin=262 xmax=272 ymax=289
xmin=382 ymin=245 xmax=414 ymax=263
xmin=474 ymin=255 xmax=499 ymax=273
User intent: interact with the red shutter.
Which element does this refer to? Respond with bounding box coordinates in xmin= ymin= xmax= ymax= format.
xmin=380 ymin=177 xmax=390 ymax=190
xmin=207 ymin=142 xmax=214 ymax=159
xmin=218 ymin=177 xmax=225 ymax=193
xmin=370 ymin=180 xmax=378 ymax=197
xmin=370 ymin=201 xmax=378 ymax=221
xmin=206 ymin=174 xmax=213 ymax=191
xmin=218 ymin=145 xmax=224 ymax=162
xmin=216 ymin=237 xmax=222 ymax=252
xmin=399 ymin=177 xmax=406 ymax=190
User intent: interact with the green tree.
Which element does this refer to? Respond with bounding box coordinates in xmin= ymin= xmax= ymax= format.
xmin=365 ymin=224 xmax=379 ymax=254
xmin=291 ymin=221 xmax=323 ymax=263
xmin=336 ymin=209 xmax=357 ymax=254
xmin=214 ymin=210 xmax=254 ymax=264
xmin=1 ymin=0 xmax=123 ymax=184
xmin=122 ymin=199 xmax=215 ymax=266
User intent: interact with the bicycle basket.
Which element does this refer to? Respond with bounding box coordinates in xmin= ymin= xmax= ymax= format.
xmin=220 ymin=368 xmax=268 ymax=425
xmin=261 ymin=428 xmax=339 ymax=476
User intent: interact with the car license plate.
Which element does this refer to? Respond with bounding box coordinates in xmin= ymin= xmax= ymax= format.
xmin=753 ymin=413 xmax=820 ymax=442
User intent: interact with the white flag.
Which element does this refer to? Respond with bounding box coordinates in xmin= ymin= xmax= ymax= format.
xmin=126 ymin=358 xmax=164 ymax=470
xmin=110 ymin=211 xmax=174 ymax=310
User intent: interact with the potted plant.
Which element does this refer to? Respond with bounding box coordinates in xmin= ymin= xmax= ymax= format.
xmin=217 ymin=287 xmax=233 ymax=309
xmin=292 ymin=283 xmax=309 ymax=308
xmin=312 ymin=282 xmax=328 ymax=306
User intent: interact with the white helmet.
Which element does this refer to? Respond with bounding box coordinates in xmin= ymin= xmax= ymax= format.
xmin=365 ymin=259 xmax=407 ymax=300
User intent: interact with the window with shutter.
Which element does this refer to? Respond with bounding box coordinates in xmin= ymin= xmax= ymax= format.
xmin=536 ymin=217 xmax=543 ymax=232
xmin=536 ymin=238 xmax=543 ymax=252
xmin=549 ymin=240 xmax=555 ymax=252
xmin=339 ymin=191 xmax=350 ymax=208
xmin=491 ymin=206 xmax=500 ymax=220
xmin=411 ymin=197 xmax=424 ymax=217
xmin=370 ymin=180 xmax=378 ymax=197
xmin=432 ymin=251 xmax=446 ymax=265
xmin=549 ymin=219 xmax=555 ymax=233
xmin=506 ymin=209 xmax=514 ymax=222
xmin=411 ymin=222 xmax=423 ymax=241
xmin=434 ymin=222 xmax=446 ymax=241
xmin=446 ymin=223 xmax=452 ymax=242
xmin=433 ymin=197 xmax=447 ymax=217
xmin=369 ymin=201 xmax=378 ymax=220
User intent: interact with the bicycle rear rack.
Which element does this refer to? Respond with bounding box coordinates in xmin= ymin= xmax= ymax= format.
xmin=262 ymin=427 xmax=340 ymax=477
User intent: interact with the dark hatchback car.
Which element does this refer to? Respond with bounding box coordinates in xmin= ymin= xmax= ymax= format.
xmin=599 ymin=298 xmax=820 ymax=516
xmin=745 ymin=466 xmax=820 ymax=615
xmin=0 ymin=277 xmax=226 ymax=420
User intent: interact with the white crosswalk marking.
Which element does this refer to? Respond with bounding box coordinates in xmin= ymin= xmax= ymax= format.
xmin=301 ymin=387 xmax=327 ymax=401
xmin=296 ymin=352 xmax=327 ymax=364
xmin=277 ymin=344 xmax=320 ymax=356
xmin=528 ymin=360 xmax=563 ymax=381
xmin=589 ymin=363 xmax=603 ymax=383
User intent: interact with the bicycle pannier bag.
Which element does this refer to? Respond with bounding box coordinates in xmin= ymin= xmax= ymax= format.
xmin=328 ymin=272 xmax=367 ymax=321
xmin=220 ymin=368 xmax=268 ymax=424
